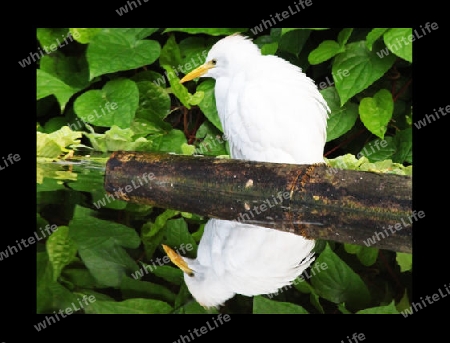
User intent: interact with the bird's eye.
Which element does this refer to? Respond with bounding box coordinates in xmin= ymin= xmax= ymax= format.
xmin=211 ymin=59 xmax=217 ymax=65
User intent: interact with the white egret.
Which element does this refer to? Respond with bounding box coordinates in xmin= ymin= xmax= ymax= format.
xmin=163 ymin=34 xmax=329 ymax=308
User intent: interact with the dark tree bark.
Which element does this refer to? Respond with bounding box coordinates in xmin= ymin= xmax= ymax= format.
xmin=105 ymin=151 xmax=413 ymax=253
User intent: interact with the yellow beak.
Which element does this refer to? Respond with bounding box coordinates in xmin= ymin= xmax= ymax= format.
xmin=179 ymin=60 xmax=215 ymax=83
xmin=162 ymin=244 xmax=194 ymax=276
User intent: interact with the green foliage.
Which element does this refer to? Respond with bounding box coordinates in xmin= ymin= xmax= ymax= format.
xmin=310 ymin=243 xmax=370 ymax=310
xmin=86 ymin=298 xmax=173 ymax=314
xmin=253 ymin=296 xmax=309 ymax=314
xmin=86 ymin=29 xmax=161 ymax=79
xmin=46 ymin=226 xmax=78 ymax=281
xmin=396 ymin=252 xmax=412 ymax=272
xmin=74 ymin=79 xmax=139 ymax=128
xmin=69 ymin=206 xmax=141 ymax=287
xmin=322 ymin=87 xmax=358 ymax=141
xmin=37 ymin=126 xmax=83 ymax=158
xmin=356 ymin=301 xmax=400 ymax=314
xmin=359 ymin=89 xmax=393 ymax=139
xmin=383 ymin=28 xmax=412 ymax=62
xmin=141 ymin=209 xmax=179 ymax=259
xmin=344 ymin=244 xmax=379 ymax=267
xmin=36 ymin=28 xmax=412 ymax=314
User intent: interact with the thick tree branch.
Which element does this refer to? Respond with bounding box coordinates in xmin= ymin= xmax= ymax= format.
xmin=104 ymin=151 xmax=413 ymax=253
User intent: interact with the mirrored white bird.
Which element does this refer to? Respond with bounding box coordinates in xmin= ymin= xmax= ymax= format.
xmin=163 ymin=34 xmax=329 ymax=308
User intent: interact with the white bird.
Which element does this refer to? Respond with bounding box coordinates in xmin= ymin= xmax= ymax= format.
xmin=163 ymin=34 xmax=329 ymax=308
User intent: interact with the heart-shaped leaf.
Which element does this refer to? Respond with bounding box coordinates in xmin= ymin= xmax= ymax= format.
xmin=333 ymin=41 xmax=396 ymax=105
xmin=359 ymin=89 xmax=393 ymax=139
xmin=87 ymin=30 xmax=161 ymax=79
xmin=74 ymin=79 xmax=139 ymax=128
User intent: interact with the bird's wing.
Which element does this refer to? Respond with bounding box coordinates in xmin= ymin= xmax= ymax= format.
xmin=199 ymin=219 xmax=315 ymax=296
xmin=225 ymin=56 xmax=328 ymax=164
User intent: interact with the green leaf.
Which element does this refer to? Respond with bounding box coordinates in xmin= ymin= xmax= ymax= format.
xmin=48 ymin=126 xmax=83 ymax=150
xmin=164 ymin=28 xmax=245 ymax=36
xmin=37 ymin=251 xmax=53 ymax=312
xmin=261 ymin=42 xmax=278 ymax=56
xmin=344 ymin=244 xmax=378 ymax=266
xmin=74 ymin=79 xmax=139 ymax=128
xmin=37 ymin=252 xmax=78 ymax=313
xmin=181 ymin=143 xmax=196 ymax=155
xmin=40 ymin=52 xmax=90 ymax=90
xmin=309 ymin=291 xmax=325 ymax=314
xmin=190 ymin=90 xmax=205 ymax=106
xmin=194 ymin=122 xmax=228 ymax=156
xmin=174 ymin=297 xmax=219 ymax=314
xmin=281 ymin=28 xmax=327 ymax=36
xmin=85 ymin=298 xmax=172 ymax=314
xmin=37 ymin=132 xmax=64 ymax=158
xmin=179 ymin=36 xmax=211 ymax=73
xmin=384 ymin=28 xmax=412 ymax=62
xmin=121 ymin=28 xmax=159 ymax=40
xmin=62 ymin=268 xmax=101 ymax=289
xmin=308 ymin=40 xmax=344 ymax=65
xmin=120 ymin=277 xmax=176 ymax=304
xmin=337 ymin=303 xmax=352 ymax=314
xmin=173 ymin=283 xmax=219 ymax=314
xmin=191 ymin=223 xmax=205 ymax=243
xmin=153 ymin=129 xmax=188 ymax=154
xmin=131 ymin=70 xmax=167 ymax=87
xmin=37 ymin=28 xmax=70 ymax=49
xmin=141 ymin=209 xmax=179 ymax=259
xmin=280 ymin=28 xmax=300 ymax=36
xmin=326 ymin=154 xmax=366 ymax=171
xmin=392 ymin=128 xmax=412 ymax=164
xmin=293 ymin=276 xmax=313 ymax=294
xmin=310 ymin=243 xmax=370 ymax=309
xmin=69 ymin=206 xmax=141 ymax=287
xmin=87 ymin=29 xmax=161 ymax=79
xmin=359 ymin=89 xmax=394 ymax=139
xmin=160 ymin=35 xmax=183 ymax=68
xmin=151 ymin=265 xmax=184 ymax=285
xmin=174 ymin=283 xmax=192 ymax=309
xmin=321 ymin=87 xmax=358 ymax=141
xmin=343 ymin=243 xmax=360 ymax=254
xmin=69 ymin=28 xmax=102 ymax=44
xmin=396 ymin=252 xmax=412 ymax=272
xmin=37 ymin=69 xmax=80 ymax=111
xmin=46 ymin=226 xmax=78 ymax=281
xmin=164 ymin=218 xmax=198 ymax=256
xmin=104 ymin=125 xmax=136 ymax=151
xmin=254 ymin=34 xmax=276 ymax=47
xmin=131 ymin=118 xmax=166 ymax=136
xmin=45 ymin=281 xmax=79 ymax=313
xmin=162 ymin=65 xmax=191 ymax=109
xmin=41 ymin=117 xmax=65 ymax=133
xmin=333 ymin=41 xmax=396 ymax=105
xmin=337 ymin=28 xmax=353 ymax=46
xmin=293 ymin=270 xmax=324 ymax=313
xmin=366 ymin=28 xmax=389 ymax=51
xmin=253 ymin=296 xmax=309 ymax=314
xmin=278 ymin=29 xmax=310 ymax=55
xmin=357 ymin=137 xmax=396 ymax=161
xmin=197 ymin=79 xmax=223 ymax=132
xmin=135 ymin=81 xmax=171 ymax=125
xmin=396 ymin=289 xmax=410 ymax=312
xmin=358 ymin=158 xmax=411 ymax=175
xmin=37 ymin=126 xmax=82 ymax=158
xmin=356 ymin=300 xmax=400 ymax=314
xmin=357 ymin=246 xmax=379 ymax=266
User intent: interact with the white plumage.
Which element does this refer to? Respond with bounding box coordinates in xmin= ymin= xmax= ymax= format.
xmin=171 ymin=34 xmax=329 ymax=308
